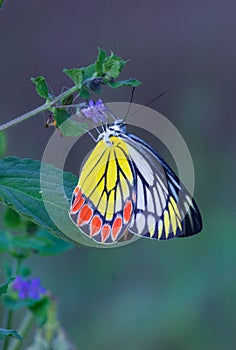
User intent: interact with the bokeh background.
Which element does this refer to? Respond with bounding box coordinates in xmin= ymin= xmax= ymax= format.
xmin=0 ymin=1 xmax=236 ymax=349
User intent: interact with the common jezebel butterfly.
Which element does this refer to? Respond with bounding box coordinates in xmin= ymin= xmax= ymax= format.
xmin=69 ymin=101 xmax=202 ymax=244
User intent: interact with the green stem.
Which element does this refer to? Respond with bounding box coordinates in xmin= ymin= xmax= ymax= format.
xmin=0 ymin=85 xmax=78 ymax=132
xmin=3 ymin=257 xmax=23 ymax=350
xmin=3 ymin=310 xmax=13 ymax=350
xmin=8 ymin=312 xmax=34 ymax=350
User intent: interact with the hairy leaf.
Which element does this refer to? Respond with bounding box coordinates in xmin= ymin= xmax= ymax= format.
xmin=0 ymin=157 xmax=101 ymax=247
xmin=31 ymin=76 xmax=50 ymax=100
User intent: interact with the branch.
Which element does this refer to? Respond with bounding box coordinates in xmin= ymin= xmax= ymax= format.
xmin=0 ymin=86 xmax=78 ymax=132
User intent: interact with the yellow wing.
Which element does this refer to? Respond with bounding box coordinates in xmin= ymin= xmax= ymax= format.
xmin=69 ymin=136 xmax=136 ymax=243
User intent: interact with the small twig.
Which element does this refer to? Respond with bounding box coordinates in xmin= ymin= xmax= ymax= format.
xmin=0 ymin=85 xmax=78 ymax=132
xmin=8 ymin=312 xmax=35 ymax=350
xmin=3 ymin=310 xmax=13 ymax=350
xmin=3 ymin=257 xmax=23 ymax=350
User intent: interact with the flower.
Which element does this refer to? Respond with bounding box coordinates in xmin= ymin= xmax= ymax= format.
xmin=81 ymin=99 xmax=107 ymax=123
xmin=12 ymin=276 xmax=46 ymax=300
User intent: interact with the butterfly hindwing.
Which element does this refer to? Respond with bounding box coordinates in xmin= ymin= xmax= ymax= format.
xmin=69 ymin=118 xmax=202 ymax=243
xmin=69 ymin=137 xmax=136 ymax=243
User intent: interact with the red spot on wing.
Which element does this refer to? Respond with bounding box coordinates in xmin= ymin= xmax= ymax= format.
xmin=77 ymin=204 xmax=93 ymax=226
xmin=111 ymin=217 xmax=122 ymax=241
xmin=123 ymin=200 xmax=133 ymax=224
xmin=70 ymin=188 xmax=84 ymax=213
xmin=101 ymin=224 xmax=111 ymax=242
xmin=90 ymin=215 xmax=102 ymax=237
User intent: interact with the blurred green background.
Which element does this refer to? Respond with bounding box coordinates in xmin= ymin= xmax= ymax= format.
xmin=0 ymin=1 xmax=235 ymax=349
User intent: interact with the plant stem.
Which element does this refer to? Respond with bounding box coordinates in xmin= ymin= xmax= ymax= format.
xmin=3 ymin=310 xmax=13 ymax=350
xmin=8 ymin=311 xmax=35 ymax=350
xmin=3 ymin=257 xmax=23 ymax=350
xmin=0 ymin=85 xmax=78 ymax=132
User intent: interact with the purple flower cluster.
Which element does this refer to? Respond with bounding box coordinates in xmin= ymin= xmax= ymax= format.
xmin=81 ymin=99 xmax=107 ymax=123
xmin=12 ymin=276 xmax=46 ymax=300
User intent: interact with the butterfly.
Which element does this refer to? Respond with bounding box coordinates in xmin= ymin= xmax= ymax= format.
xmin=69 ymin=104 xmax=202 ymax=244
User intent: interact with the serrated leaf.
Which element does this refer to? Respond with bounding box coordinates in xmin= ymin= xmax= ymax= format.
xmin=0 ymin=157 xmax=101 ymax=247
xmin=4 ymin=207 xmax=22 ymax=229
xmin=95 ymin=48 xmax=106 ymax=75
xmin=103 ymin=54 xmax=126 ymax=79
xmin=107 ymin=78 xmax=142 ymax=88
xmin=29 ymin=297 xmax=51 ymax=326
xmin=0 ymin=132 xmax=7 ymax=157
xmin=82 ymin=63 xmax=96 ymax=80
xmin=0 ymin=328 xmax=22 ymax=341
xmin=31 ymin=76 xmax=50 ymax=100
xmin=0 ymin=277 xmax=14 ymax=296
xmin=63 ymin=68 xmax=83 ymax=87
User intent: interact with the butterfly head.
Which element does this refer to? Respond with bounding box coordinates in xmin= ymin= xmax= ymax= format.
xmin=97 ymin=119 xmax=126 ymax=145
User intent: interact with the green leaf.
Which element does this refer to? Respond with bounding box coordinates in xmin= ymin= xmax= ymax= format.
xmin=0 ymin=157 xmax=101 ymax=247
xmin=3 ymin=295 xmax=39 ymax=310
xmin=35 ymin=230 xmax=72 ymax=255
xmin=61 ymin=94 xmax=74 ymax=106
xmin=0 ymin=277 xmax=14 ymax=296
xmin=59 ymin=118 xmax=87 ymax=137
xmin=0 ymin=132 xmax=7 ymax=157
xmin=4 ymin=207 xmax=22 ymax=229
xmin=79 ymin=86 xmax=90 ymax=99
xmin=9 ymin=235 xmax=53 ymax=253
xmin=95 ymin=48 xmax=106 ymax=75
xmin=63 ymin=68 xmax=83 ymax=87
xmin=103 ymin=53 xmax=127 ymax=79
xmin=53 ymin=109 xmax=86 ymax=137
xmin=107 ymin=78 xmax=142 ymax=88
xmin=0 ymin=0 xmax=4 ymax=9
xmin=31 ymin=76 xmax=50 ymax=100
xmin=82 ymin=63 xmax=96 ymax=80
xmin=0 ymin=328 xmax=22 ymax=341
xmin=29 ymin=297 xmax=51 ymax=326
xmin=6 ymin=230 xmax=72 ymax=256
xmin=53 ymin=108 xmax=70 ymax=127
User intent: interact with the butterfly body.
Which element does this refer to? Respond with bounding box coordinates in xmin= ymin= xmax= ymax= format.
xmin=69 ymin=119 xmax=202 ymax=244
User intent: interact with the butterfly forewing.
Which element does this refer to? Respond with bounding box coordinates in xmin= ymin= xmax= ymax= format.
xmin=121 ymin=133 xmax=202 ymax=240
xmin=69 ymin=118 xmax=202 ymax=244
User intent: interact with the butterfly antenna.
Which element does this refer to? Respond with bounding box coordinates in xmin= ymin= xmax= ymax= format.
xmin=145 ymin=91 xmax=166 ymax=108
xmin=123 ymin=87 xmax=136 ymax=122
xmin=127 ymin=90 xmax=166 ymax=119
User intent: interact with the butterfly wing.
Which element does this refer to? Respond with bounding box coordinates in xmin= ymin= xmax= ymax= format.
xmin=121 ymin=133 xmax=203 ymax=240
xmin=69 ymin=136 xmax=136 ymax=243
